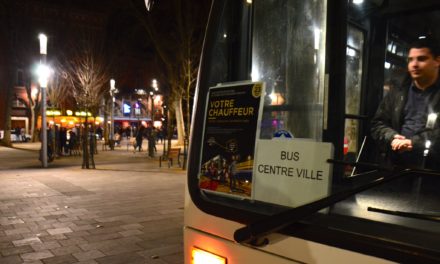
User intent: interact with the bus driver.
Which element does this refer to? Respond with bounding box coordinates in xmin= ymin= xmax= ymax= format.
xmin=371 ymin=37 xmax=440 ymax=170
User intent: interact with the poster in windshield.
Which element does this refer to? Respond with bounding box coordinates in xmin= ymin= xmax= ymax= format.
xmin=199 ymin=82 xmax=265 ymax=198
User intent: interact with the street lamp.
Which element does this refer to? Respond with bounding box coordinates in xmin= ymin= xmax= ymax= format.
xmin=38 ymin=33 xmax=49 ymax=168
xmin=151 ymin=79 xmax=159 ymax=122
xmin=109 ymin=79 xmax=116 ymax=145
xmin=152 ymin=79 xmax=158 ymax=91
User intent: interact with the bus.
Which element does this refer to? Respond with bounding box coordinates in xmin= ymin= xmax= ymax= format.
xmin=184 ymin=0 xmax=440 ymax=263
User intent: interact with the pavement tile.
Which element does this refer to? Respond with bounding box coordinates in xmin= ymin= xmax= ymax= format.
xmin=137 ymin=244 xmax=182 ymax=259
xmin=78 ymin=215 xmax=100 ymax=221
xmin=95 ymin=252 xmax=146 ymax=264
xmin=113 ymin=236 xmax=143 ymax=245
xmin=1 ymin=225 xmax=16 ymax=231
xmin=52 ymin=221 xmax=76 ymax=229
xmin=1 ymin=245 xmax=34 ymax=257
xmin=0 ymin=241 xmax=14 ymax=249
xmin=90 ymin=221 xmax=124 ymax=229
xmin=47 ymin=227 xmax=73 ymax=236
xmin=87 ymin=226 xmax=122 ymax=235
xmin=20 ymin=250 xmax=54 ymax=261
xmin=1 ymin=143 xmax=186 ymax=263
xmin=65 ymin=230 xmax=90 ymax=238
xmin=83 ymin=232 xmax=122 ymax=243
xmin=12 ymin=236 xmax=42 ymax=247
xmin=5 ymin=227 xmax=31 ymax=236
xmin=121 ymin=223 xmax=144 ymax=230
xmin=73 ymin=261 xmax=98 ymax=264
xmin=72 ymin=220 xmax=98 ymax=226
xmin=40 ymin=254 xmax=78 ymax=264
xmin=51 ymin=210 xmax=69 ymax=216
xmin=43 ymin=215 xmax=61 ymax=220
xmin=0 ymin=255 xmax=23 ymax=264
xmin=58 ymin=216 xmax=79 ymax=223
xmin=49 ymin=245 xmax=82 ymax=256
xmin=58 ymin=237 xmax=87 ymax=247
xmin=35 ymin=223 xmax=55 ymax=230
xmin=160 ymin=252 xmax=183 ymax=264
xmin=40 ymin=233 xmax=67 ymax=241
xmin=119 ymin=229 xmax=144 ymax=237
xmin=70 ymin=224 xmax=95 ymax=232
xmin=78 ymin=240 xmax=113 ymax=251
xmin=73 ymin=249 xmax=105 ymax=261
xmin=0 ymin=217 xmax=25 ymax=225
xmin=22 ymin=217 xmax=46 ymax=222
xmin=30 ymin=241 xmax=61 ymax=251
xmin=99 ymin=242 xmax=143 ymax=256
xmin=95 ymin=215 xmax=138 ymax=224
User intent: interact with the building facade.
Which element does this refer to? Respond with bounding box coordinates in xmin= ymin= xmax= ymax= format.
xmin=0 ymin=0 xmax=161 ymax=141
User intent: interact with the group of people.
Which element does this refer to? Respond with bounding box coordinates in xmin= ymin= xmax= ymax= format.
xmin=40 ymin=125 xmax=80 ymax=162
xmin=132 ymin=124 xmax=161 ymax=157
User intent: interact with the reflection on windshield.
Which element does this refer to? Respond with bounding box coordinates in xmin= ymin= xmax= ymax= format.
xmin=252 ymin=0 xmax=327 ymax=140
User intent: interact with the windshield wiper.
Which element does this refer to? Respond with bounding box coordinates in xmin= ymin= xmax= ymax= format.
xmin=367 ymin=207 xmax=440 ymax=223
xmin=234 ymin=162 xmax=432 ymax=245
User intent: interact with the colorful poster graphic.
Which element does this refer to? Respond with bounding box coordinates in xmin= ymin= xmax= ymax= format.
xmin=199 ymin=82 xmax=264 ymax=198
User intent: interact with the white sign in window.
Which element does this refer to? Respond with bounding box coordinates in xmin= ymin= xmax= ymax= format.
xmin=253 ymin=139 xmax=333 ymax=208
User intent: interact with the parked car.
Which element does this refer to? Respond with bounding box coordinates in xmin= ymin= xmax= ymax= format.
xmin=0 ymin=130 xmax=31 ymax=142
xmin=11 ymin=132 xmax=32 ymax=142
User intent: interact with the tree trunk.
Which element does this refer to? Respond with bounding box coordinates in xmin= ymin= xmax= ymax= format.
xmin=82 ymin=116 xmax=90 ymax=169
xmin=30 ymin=107 xmax=38 ymax=142
xmin=186 ymin=87 xmax=191 ymax=142
xmin=0 ymin=1 xmax=12 ymax=147
xmin=172 ymin=97 xmax=185 ymax=146
xmin=167 ymin=107 xmax=175 ymax=153
xmin=1 ymin=67 xmax=14 ymax=147
xmin=81 ymin=114 xmax=96 ymax=169
xmin=103 ymin=100 xmax=109 ymax=143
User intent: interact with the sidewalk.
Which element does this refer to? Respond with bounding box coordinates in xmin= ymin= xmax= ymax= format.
xmin=9 ymin=138 xmax=186 ymax=171
xmin=0 ymin=139 xmax=186 ymax=264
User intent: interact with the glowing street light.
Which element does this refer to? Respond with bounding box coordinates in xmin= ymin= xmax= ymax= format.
xmin=109 ymin=79 xmax=116 ymax=145
xmin=152 ymin=79 xmax=158 ymax=91
xmin=37 ymin=64 xmax=51 ymax=88
xmin=38 ymin=33 xmax=50 ymax=168
xmin=38 ymin=34 xmax=47 ymax=55
xmin=151 ymin=79 xmax=159 ymax=121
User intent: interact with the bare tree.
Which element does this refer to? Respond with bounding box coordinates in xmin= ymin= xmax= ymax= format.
xmin=24 ymin=76 xmax=42 ymax=142
xmin=130 ymin=0 xmax=211 ymax=146
xmin=59 ymin=38 xmax=110 ymax=169
xmin=45 ymin=69 xmax=71 ymax=153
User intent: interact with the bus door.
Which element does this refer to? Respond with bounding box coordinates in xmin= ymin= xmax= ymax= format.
xmin=342 ymin=1 xmax=440 ymax=177
xmin=185 ymin=1 xmax=440 ymax=263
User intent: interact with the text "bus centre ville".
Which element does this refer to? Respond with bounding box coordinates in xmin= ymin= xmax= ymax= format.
xmin=257 ymin=151 xmax=324 ymax=181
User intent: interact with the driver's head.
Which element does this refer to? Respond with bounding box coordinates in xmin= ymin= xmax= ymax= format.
xmin=407 ymin=38 xmax=440 ymax=88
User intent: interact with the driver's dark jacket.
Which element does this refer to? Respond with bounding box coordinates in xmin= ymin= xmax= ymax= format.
xmin=371 ymin=81 xmax=440 ymax=169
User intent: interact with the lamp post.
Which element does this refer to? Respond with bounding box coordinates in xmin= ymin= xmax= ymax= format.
xmin=151 ymin=79 xmax=159 ymax=123
xmin=38 ymin=33 xmax=49 ymax=168
xmin=109 ymin=79 xmax=116 ymax=147
xmin=149 ymin=91 xmax=155 ymax=122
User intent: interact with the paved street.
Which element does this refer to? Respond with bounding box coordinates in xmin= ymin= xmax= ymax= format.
xmin=0 ymin=139 xmax=186 ymax=264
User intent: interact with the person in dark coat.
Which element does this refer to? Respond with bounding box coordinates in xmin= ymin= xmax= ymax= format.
xmin=59 ymin=127 xmax=67 ymax=155
xmin=134 ymin=125 xmax=145 ymax=152
xmin=371 ymin=38 xmax=440 ymax=170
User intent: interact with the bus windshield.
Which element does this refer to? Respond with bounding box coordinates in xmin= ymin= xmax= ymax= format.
xmin=188 ymin=0 xmax=440 ymax=257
